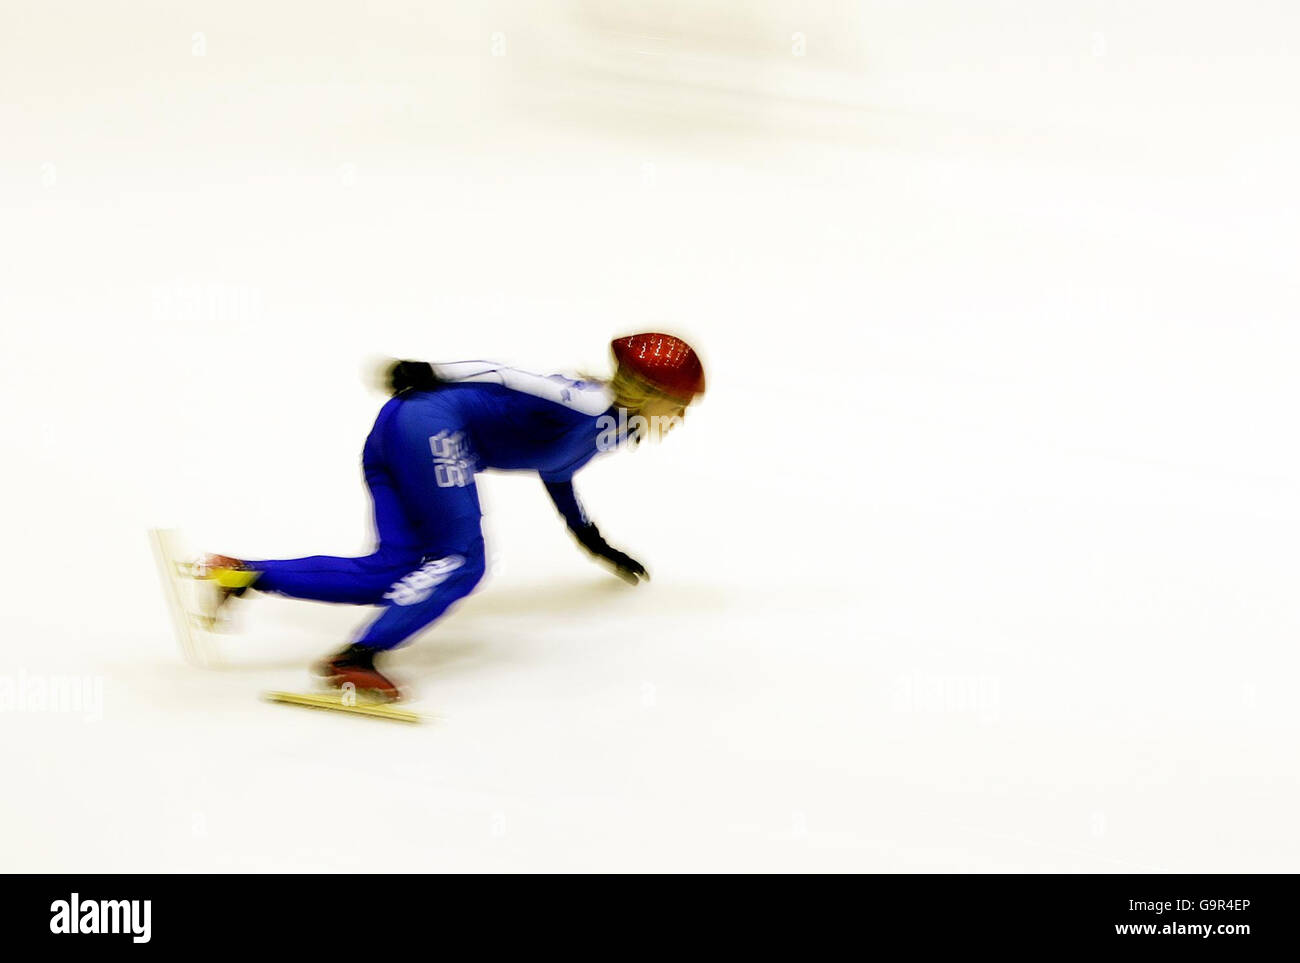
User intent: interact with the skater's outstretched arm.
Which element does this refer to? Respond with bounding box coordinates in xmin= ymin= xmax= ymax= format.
xmin=542 ymin=479 xmax=648 ymax=585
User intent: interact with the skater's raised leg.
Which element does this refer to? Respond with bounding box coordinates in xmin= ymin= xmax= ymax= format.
xmin=205 ymin=399 xmax=425 ymax=606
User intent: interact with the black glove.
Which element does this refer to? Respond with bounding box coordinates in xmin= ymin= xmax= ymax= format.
xmin=387 ymin=359 xmax=442 ymax=396
xmin=572 ymin=524 xmax=649 ymax=585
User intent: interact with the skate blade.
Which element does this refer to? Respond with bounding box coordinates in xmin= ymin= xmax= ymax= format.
xmin=148 ymin=527 xmax=222 ymax=667
xmin=264 ymin=690 xmax=423 ymax=724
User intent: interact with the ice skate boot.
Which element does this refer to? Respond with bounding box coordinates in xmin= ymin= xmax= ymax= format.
xmin=149 ymin=528 xmax=253 ymax=666
xmin=188 ymin=553 xmax=259 ymax=629
xmin=315 ymin=644 xmax=402 ymax=703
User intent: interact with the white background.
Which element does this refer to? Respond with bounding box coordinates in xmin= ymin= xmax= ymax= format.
xmin=2 ymin=1 xmax=1298 ymax=871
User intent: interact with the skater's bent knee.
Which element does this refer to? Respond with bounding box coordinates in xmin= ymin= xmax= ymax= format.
xmin=382 ymin=552 xmax=484 ymax=607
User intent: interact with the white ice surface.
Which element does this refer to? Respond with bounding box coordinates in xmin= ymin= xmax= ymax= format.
xmin=2 ymin=1 xmax=1298 ymax=872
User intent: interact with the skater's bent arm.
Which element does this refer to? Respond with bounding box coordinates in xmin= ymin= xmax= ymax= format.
xmin=543 ymin=479 xmax=590 ymax=533
xmin=541 ymin=478 xmax=648 ymax=585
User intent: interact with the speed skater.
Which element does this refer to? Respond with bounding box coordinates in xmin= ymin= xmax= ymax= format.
xmin=195 ymin=333 xmax=706 ymax=701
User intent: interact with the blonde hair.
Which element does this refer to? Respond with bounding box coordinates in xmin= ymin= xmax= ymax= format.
xmin=607 ymin=366 xmax=668 ymax=416
xmin=577 ymin=365 xmax=671 ymax=414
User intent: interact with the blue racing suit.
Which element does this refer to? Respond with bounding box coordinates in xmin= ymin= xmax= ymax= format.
xmin=245 ymin=363 xmax=618 ymax=650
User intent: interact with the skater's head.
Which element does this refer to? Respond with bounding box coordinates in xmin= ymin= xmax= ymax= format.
xmin=609 ymin=333 xmax=704 ymax=430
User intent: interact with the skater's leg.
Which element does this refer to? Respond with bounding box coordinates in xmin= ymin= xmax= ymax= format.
xmin=244 ymin=553 xmax=417 ymax=604
xmin=343 ymin=393 xmax=489 ymax=651
xmin=352 ymin=539 xmax=487 ymax=650
xmin=235 ymin=399 xmax=424 ymax=604
xmin=245 ymin=468 xmax=422 ymax=604
xmin=314 ymin=393 xmax=490 ymax=698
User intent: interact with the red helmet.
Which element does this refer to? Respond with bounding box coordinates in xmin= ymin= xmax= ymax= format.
xmin=610 ymin=332 xmax=705 ymax=402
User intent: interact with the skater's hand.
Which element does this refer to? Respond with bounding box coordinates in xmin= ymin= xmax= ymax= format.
xmin=572 ymin=524 xmax=649 ymax=585
xmin=598 ymin=544 xmax=649 ymax=585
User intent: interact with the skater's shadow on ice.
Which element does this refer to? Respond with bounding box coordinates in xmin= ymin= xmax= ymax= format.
xmin=457 ymin=576 xmax=632 ymax=617
xmin=452 ymin=575 xmax=736 ymax=619
xmin=393 ymin=577 xmax=734 ymax=674
xmin=171 ymin=577 xmax=734 ymax=673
